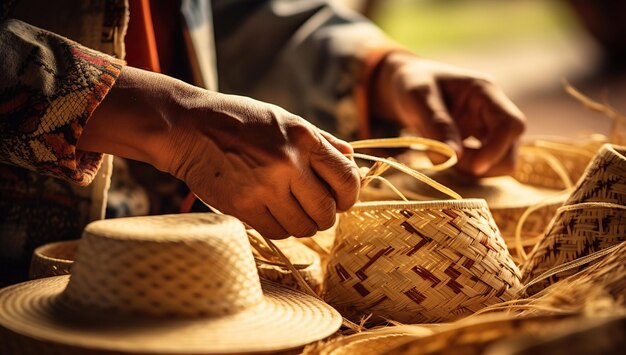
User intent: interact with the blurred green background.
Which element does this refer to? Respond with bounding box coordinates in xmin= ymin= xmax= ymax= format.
xmin=373 ymin=0 xmax=577 ymax=53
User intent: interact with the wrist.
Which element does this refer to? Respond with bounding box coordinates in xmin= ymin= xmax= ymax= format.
xmin=80 ymin=67 xmax=198 ymax=172
xmin=370 ymin=51 xmax=415 ymax=121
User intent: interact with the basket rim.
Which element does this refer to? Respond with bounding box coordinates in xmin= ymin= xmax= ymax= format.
xmin=606 ymin=143 xmax=626 ymax=160
xmin=33 ymin=239 xmax=79 ymax=263
xmin=349 ymin=198 xmax=488 ymax=211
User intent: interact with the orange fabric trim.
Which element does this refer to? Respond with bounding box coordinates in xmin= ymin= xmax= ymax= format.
xmin=354 ymin=47 xmax=407 ymax=139
xmin=125 ymin=0 xmax=161 ymax=73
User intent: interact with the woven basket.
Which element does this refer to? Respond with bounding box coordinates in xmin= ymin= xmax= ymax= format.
xmin=360 ymin=170 xmax=566 ymax=264
xmin=28 ymin=240 xmax=79 ymax=280
xmin=521 ymin=144 xmax=626 ymax=295
xmin=323 ymin=199 xmax=522 ymax=324
xmin=512 ymin=136 xmax=605 ymax=191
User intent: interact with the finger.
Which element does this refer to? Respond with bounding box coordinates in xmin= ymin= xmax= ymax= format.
xmin=266 ymin=192 xmax=320 ymax=238
xmin=310 ymin=136 xmax=360 ymax=212
xmin=319 ymin=130 xmax=354 ymax=156
xmin=244 ymin=207 xmax=290 ymax=240
xmin=480 ymin=144 xmax=518 ymax=177
xmin=471 ymin=88 xmax=525 ymax=175
xmin=402 ymin=83 xmax=463 ymax=157
xmin=291 ymin=169 xmax=337 ymax=231
xmin=456 ymin=145 xmax=518 ymax=177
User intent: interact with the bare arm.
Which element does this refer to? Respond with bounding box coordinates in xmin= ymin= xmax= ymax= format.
xmin=79 ymin=66 xmax=360 ymax=238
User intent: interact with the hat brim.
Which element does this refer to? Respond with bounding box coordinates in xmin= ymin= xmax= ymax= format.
xmin=0 ymin=276 xmax=342 ymax=354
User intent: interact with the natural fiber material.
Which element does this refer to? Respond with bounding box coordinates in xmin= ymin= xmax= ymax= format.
xmin=0 ymin=213 xmax=342 ymax=355
xmin=512 ymin=137 xmax=605 ymax=191
xmin=304 ymin=332 xmax=418 ymax=355
xmin=309 ymin=237 xmax=626 ymax=354
xmin=323 ymin=199 xmax=522 ymax=324
xmin=360 ymin=170 xmax=566 ymax=263
xmin=383 ymin=314 xmax=625 ymax=355
xmin=28 ymin=240 xmax=79 ymax=280
xmin=521 ymin=144 xmax=626 ymax=294
xmin=255 ymin=237 xmax=324 ymax=294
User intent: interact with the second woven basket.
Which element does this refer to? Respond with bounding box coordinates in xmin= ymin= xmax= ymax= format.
xmin=323 ymin=199 xmax=522 ymax=324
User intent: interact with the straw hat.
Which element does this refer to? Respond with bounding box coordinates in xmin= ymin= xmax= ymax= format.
xmin=29 ymin=235 xmax=325 ymax=295
xmin=323 ymin=199 xmax=522 ymax=324
xmin=0 ymin=213 xmax=342 ymax=354
xmin=521 ymin=144 xmax=626 ymax=295
xmin=29 ymin=239 xmax=79 ymax=280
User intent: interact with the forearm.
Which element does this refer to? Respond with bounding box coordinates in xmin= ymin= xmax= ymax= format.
xmin=77 ymin=66 xmax=360 ymax=239
xmin=78 ymin=67 xmax=197 ymax=172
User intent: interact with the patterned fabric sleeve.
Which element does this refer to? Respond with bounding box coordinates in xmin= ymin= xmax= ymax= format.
xmin=0 ymin=19 xmax=124 ymax=186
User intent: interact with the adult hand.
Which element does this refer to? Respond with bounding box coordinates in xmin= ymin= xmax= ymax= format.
xmin=79 ymin=67 xmax=360 ymax=239
xmin=370 ymin=52 xmax=526 ymax=177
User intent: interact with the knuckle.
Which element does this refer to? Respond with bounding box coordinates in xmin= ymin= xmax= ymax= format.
xmin=293 ymin=222 xmax=318 ymax=238
xmin=336 ymin=168 xmax=360 ymax=211
xmin=505 ymin=116 xmax=526 ymax=136
xmin=261 ymin=226 xmax=289 ymax=240
xmin=285 ymin=120 xmax=317 ymax=145
xmin=340 ymin=166 xmax=361 ymax=193
xmin=313 ymin=196 xmax=337 ymax=230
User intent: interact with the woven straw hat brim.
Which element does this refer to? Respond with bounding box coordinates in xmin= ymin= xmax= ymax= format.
xmin=0 ymin=276 xmax=342 ymax=354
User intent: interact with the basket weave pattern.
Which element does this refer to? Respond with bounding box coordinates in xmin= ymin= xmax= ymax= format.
xmin=63 ymin=214 xmax=263 ymax=317
xmin=513 ymin=141 xmax=602 ymax=190
xmin=522 ymin=144 xmax=626 ymax=294
xmin=324 ymin=200 xmax=522 ymax=323
xmin=491 ymin=203 xmax=560 ymax=261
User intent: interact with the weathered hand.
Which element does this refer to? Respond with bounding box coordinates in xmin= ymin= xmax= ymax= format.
xmin=371 ymin=52 xmax=526 ymax=176
xmin=165 ymin=93 xmax=360 ymax=238
xmin=80 ymin=67 xmax=360 ymax=239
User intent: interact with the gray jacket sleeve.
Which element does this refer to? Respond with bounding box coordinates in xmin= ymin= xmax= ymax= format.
xmin=212 ymin=0 xmax=393 ymax=140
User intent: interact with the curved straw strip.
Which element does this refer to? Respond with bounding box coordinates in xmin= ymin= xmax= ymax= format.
xmin=350 ymin=137 xmax=458 ymax=172
xmin=513 ymin=190 xmax=570 ymax=261
xmin=565 ymin=80 xmax=626 ymax=125
xmin=514 ymin=135 xmax=603 ymax=191
xmin=520 ymin=241 xmax=624 ymax=296
xmin=518 ymin=146 xmax=574 ymax=189
xmin=361 ymin=176 xmax=409 ymax=202
xmin=511 ymin=138 xmax=584 ymax=261
xmin=351 ymin=153 xmax=462 ymax=200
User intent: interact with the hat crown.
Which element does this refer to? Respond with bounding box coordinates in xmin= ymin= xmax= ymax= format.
xmin=62 ymin=213 xmax=264 ymax=318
